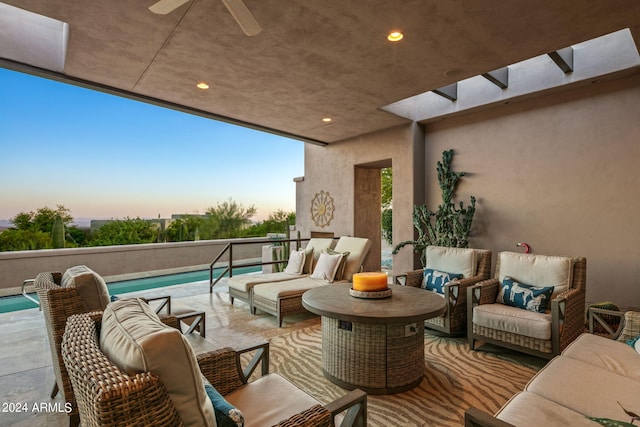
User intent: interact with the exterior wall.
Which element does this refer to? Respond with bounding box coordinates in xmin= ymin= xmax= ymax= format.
xmin=297 ymin=124 xmax=423 ymax=276
xmin=0 ymin=238 xmax=267 ymax=294
xmin=423 ymin=74 xmax=640 ymax=310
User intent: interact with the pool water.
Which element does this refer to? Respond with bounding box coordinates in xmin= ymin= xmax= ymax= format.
xmin=0 ymin=265 xmax=260 ymax=314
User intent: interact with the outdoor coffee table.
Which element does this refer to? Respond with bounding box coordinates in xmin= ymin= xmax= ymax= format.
xmin=302 ymin=283 xmax=446 ymax=394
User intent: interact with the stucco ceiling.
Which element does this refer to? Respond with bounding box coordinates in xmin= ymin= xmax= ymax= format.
xmin=2 ymin=0 xmax=640 ymax=144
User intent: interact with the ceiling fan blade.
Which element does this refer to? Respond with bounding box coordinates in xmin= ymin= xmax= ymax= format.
xmin=149 ymin=0 xmax=190 ymax=15
xmin=220 ymin=0 xmax=262 ymax=36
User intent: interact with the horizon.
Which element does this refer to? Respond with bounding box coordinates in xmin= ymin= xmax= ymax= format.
xmin=0 ymin=67 xmax=304 ymax=224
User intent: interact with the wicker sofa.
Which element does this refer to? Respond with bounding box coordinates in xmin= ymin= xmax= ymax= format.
xmin=465 ymin=310 xmax=640 ymax=427
xmin=62 ymin=298 xmax=367 ymax=427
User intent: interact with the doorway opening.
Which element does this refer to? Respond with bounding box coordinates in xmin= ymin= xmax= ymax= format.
xmin=354 ymin=159 xmax=392 ymax=274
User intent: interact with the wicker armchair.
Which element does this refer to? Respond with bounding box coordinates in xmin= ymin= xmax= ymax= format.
xmin=395 ymin=247 xmax=492 ymax=336
xmin=62 ymin=311 xmax=367 ymax=427
xmin=467 ymin=251 xmax=587 ymax=359
xmin=33 ymin=270 xmax=182 ymax=427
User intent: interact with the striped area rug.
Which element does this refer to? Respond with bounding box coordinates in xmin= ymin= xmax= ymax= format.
xmin=268 ymin=325 xmax=545 ymax=427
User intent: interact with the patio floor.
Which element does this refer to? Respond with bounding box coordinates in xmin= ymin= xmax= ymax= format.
xmin=0 ymin=278 xmax=320 ymax=426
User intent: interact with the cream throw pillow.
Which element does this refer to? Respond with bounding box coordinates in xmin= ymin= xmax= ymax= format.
xmin=100 ymin=298 xmax=215 ymax=427
xmin=310 ymin=251 xmax=344 ymax=282
xmin=284 ymin=250 xmax=306 ymax=275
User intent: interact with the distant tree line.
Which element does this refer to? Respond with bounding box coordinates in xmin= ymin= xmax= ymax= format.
xmin=0 ymin=201 xmax=295 ymax=252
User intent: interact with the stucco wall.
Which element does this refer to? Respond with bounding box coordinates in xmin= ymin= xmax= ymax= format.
xmin=0 ymin=238 xmax=267 ymax=294
xmin=297 ymin=124 xmax=423 ymax=276
xmin=423 ymin=74 xmax=640 ymax=310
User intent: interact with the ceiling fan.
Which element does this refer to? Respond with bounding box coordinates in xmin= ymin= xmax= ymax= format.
xmin=148 ymin=0 xmax=262 ymax=36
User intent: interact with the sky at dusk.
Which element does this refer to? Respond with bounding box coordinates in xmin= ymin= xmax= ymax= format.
xmin=0 ymin=67 xmax=304 ymax=224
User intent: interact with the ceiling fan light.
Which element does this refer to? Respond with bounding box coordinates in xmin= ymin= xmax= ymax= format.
xmin=387 ymin=31 xmax=404 ymax=42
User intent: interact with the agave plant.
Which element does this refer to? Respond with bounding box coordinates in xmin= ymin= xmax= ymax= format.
xmin=393 ymin=149 xmax=476 ymax=267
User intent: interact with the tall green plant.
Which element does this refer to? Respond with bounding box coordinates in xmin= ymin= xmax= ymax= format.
xmin=393 ymin=149 xmax=476 ymax=266
xmin=51 ymin=215 xmax=65 ymax=248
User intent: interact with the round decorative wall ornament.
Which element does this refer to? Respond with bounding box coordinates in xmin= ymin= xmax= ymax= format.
xmin=310 ymin=190 xmax=335 ymax=228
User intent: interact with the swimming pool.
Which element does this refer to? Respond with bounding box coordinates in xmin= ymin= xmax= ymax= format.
xmin=0 ymin=265 xmax=261 ymax=314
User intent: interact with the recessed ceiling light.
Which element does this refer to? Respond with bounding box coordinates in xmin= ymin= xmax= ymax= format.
xmin=322 ymin=117 xmax=332 ymax=123
xmin=196 ymin=82 xmax=210 ymax=89
xmin=387 ymin=31 xmax=403 ymax=42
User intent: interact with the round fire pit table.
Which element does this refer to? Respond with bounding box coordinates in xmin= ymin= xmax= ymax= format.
xmin=302 ymin=283 xmax=446 ymax=395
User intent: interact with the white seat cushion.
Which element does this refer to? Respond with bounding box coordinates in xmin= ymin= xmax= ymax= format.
xmin=425 ymin=246 xmax=477 ymax=278
xmin=253 ymin=277 xmax=327 ymax=299
xmin=100 ymin=298 xmax=215 ymax=427
xmin=525 ymin=356 xmax=640 ymax=421
xmin=228 ymin=272 xmax=305 ymax=292
xmin=226 ymin=373 xmax=331 ymax=426
xmin=498 ymin=252 xmax=573 ymax=299
xmin=561 ymin=333 xmax=640 ymax=381
xmin=473 ymin=303 xmax=552 ymax=340
xmin=496 ymin=391 xmax=601 ymax=427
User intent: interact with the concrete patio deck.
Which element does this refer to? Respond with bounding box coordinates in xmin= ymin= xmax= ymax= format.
xmin=0 ymin=278 xmax=319 ymax=426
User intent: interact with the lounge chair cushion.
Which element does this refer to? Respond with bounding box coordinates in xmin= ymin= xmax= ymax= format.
xmin=333 ymin=237 xmax=372 ymax=281
xmin=283 ymin=250 xmax=306 ymax=275
xmin=100 ymin=298 xmax=215 ymax=427
xmin=425 ymin=246 xmax=477 ymax=278
xmin=225 ymin=373 xmax=327 ymax=427
xmin=253 ymin=277 xmax=326 ymax=299
xmin=472 ymin=303 xmax=552 ymax=340
xmin=498 ymin=252 xmax=573 ymax=299
xmin=61 ymin=265 xmax=110 ymax=311
xmin=228 ymin=272 xmax=305 ymax=293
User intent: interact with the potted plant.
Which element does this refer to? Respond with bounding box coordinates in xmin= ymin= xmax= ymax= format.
xmin=393 ymin=149 xmax=476 ymax=266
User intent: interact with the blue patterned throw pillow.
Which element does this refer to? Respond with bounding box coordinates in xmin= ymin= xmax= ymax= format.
xmin=497 ymin=277 xmax=554 ymax=313
xmin=422 ymin=268 xmax=463 ymax=294
xmin=204 ymin=383 xmax=244 ymax=427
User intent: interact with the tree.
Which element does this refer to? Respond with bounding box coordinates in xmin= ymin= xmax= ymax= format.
xmin=11 ymin=205 xmax=73 ymax=233
xmin=381 ymin=168 xmax=393 ymax=245
xmin=0 ymin=229 xmax=51 ymax=251
xmin=165 ymin=216 xmax=206 ymax=242
xmin=205 ymin=199 xmax=257 ymax=238
xmin=89 ymin=218 xmax=159 ymax=246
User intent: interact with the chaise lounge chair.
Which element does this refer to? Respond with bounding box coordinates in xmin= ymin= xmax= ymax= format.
xmin=252 ymin=236 xmax=372 ymax=326
xmin=228 ymin=238 xmax=335 ymax=313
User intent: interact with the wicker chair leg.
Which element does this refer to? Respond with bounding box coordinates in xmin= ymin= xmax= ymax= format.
xmin=50 ymin=382 xmax=58 ymax=398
